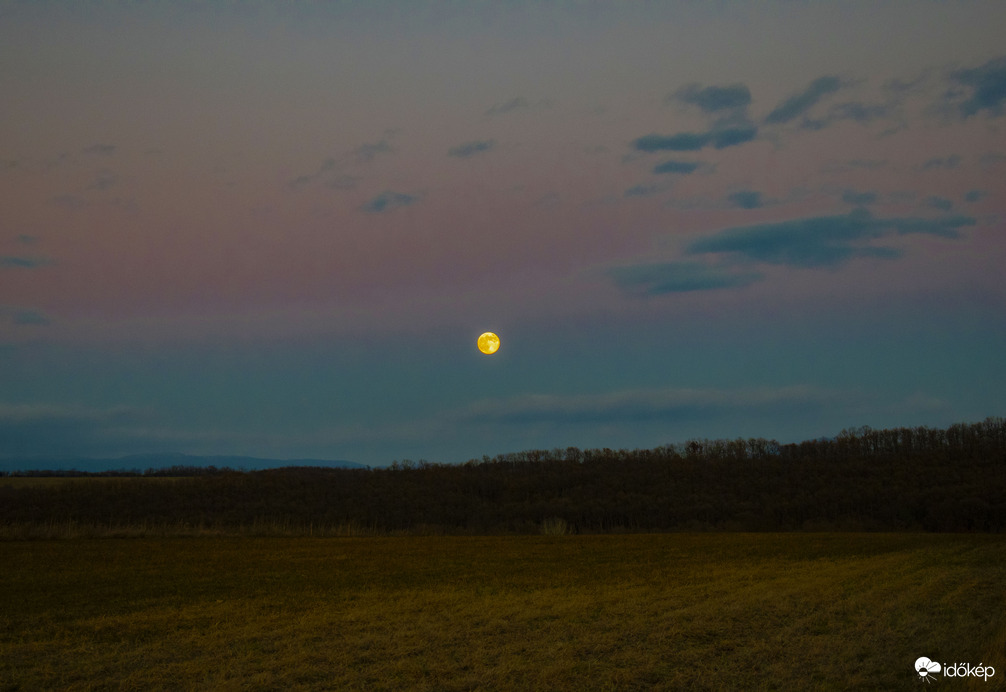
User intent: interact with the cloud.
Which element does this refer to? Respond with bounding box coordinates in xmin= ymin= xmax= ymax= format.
xmin=322 ymin=174 xmax=360 ymax=190
xmin=290 ymin=137 xmax=393 ymax=189
xmin=82 ymin=143 xmax=116 ymax=156
xmin=842 ymin=190 xmax=878 ymax=206
xmin=709 ymin=127 xmax=757 ymax=148
xmin=485 ymin=97 xmax=529 ymax=116
xmin=919 ymin=154 xmax=962 ymax=170
xmin=608 ymin=261 xmax=763 ymax=294
xmin=828 ymin=101 xmax=890 ymax=124
xmin=448 ymin=140 xmax=495 ymax=158
xmin=801 ymin=101 xmax=893 ymax=131
xmin=351 ymin=138 xmax=394 ymax=163
xmin=13 ymin=311 xmax=49 ymax=326
xmin=843 ymin=159 xmax=887 ymax=171
xmin=727 ymin=190 xmax=763 ymax=209
xmin=687 ymin=209 xmax=974 ymax=268
xmin=764 ymin=76 xmax=844 ymax=124
xmin=821 ymin=159 xmax=888 ymax=175
xmin=50 ymin=194 xmax=87 ymax=210
xmin=653 ymin=160 xmax=700 ymax=175
xmin=949 ymin=56 xmax=1006 ymax=117
xmin=624 ymin=184 xmax=661 ymax=198
xmin=1 ymin=256 xmax=50 ymax=269
xmin=632 ymin=126 xmax=756 ymax=153
xmin=882 ymin=215 xmax=975 ymax=237
xmin=289 ymin=157 xmax=360 ymax=190
xmin=88 ymin=170 xmax=118 ymax=191
xmin=633 ymin=132 xmax=707 ymax=152
xmin=360 ymin=190 xmax=419 ymax=213
xmin=964 ymin=190 xmax=986 ymax=203
xmin=458 ymin=385 xmax=830 ymax=427
xmin=1 ymin=307 xmax=50 ymax=326
xmin=926 ymin=196 xmax=953 ymax=211
xmin=532 ymin=192 xmax=560 ymax=208
xmin=884 ymin=72 xmax=933 ymax=97
xmin=674 ymin=83 xmax=752 ymax=113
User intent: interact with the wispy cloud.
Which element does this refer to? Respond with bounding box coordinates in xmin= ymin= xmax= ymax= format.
xmin=532 ymin=192 xmax=560 ymax=208
xmin=823 ymin=159 xmax=888 ymax=173
xmin=289 ymin=137 xmax=393 ymax=190
xmin=624 ymin=184 xmax=661 ymax=198
xmin=13 ymin=310 xmax=49 ymax=326
xmin=727 ymin=190 xmax=763 ymax=209
xmin=653 ymin=160 xmax=700 ymax=175
xmin=841 ymin=190 xmax=878 ymax=206
xmin=829 ymin=101 xmax=890 ymax=124
xmin=351 ymin=138 xmax=394 ymax=163
xmin=289 ymin=157 xmax=360 ymax=190
xmin=88 ymin=170 xmax=118 ymax=191
xmin=1 ymin=256 xmax=51 ymax=269
xmin=82 ymin=143 xmax=116 ymax=156
xmin=801 ymin=100 xmax=892 ymax=131
xmin=948 ymin=56 xmax=1006 ymax=118
xmin=764 ymin=75 xmax=844 ymax=125
xmin=674 ymin=83 xmax=752 ymax=114
xmin=360 ymin=190 xmax=419 ymax=213
xmin=632 ymin=126 xmax=757 ymax=153
xmin=485 ymin=97 xmax=529 ymax=116
xmin=634 ymin=133 xmax=706 ymax=152
xmin=709 ymin=127 xmax=758 ymax=148
xmin=448 ymin=140 xmax=495 ymax=158
xmin=50 ymin=195 xmax=87 ymax=210
xmin=687 ymin=209 xmax=974 ymax=268
xmin=926 ymin=196 xmax=953 ymax=211
xmin=1 ymin=306 xmax=50 ymax=326
xmin=919 ymin=154 xmax=962 ymax=170
xmin=608 ymin=261 xmax=762 ymax=294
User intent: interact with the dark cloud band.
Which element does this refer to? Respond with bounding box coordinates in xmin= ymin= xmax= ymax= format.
xmin=609 ymin=261 xmax=762 ymax=294
xmin=688 ymin=209 xmax=974 ymax=267
xmin=633 ymin=126 xmax=756 ymax=153
xmin=360 ymin=191 xmax=419 ymax=213
xmin=675 ymin=83 xmax=752 ymax=113
xmin=764 ymin=76 xmax=843 ymax=124
xmin=448 ymin=140 xmax=496 ymax=158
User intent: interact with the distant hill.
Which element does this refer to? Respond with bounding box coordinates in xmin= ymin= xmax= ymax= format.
xmin=0 ymin=452 xmax=365 ymax=474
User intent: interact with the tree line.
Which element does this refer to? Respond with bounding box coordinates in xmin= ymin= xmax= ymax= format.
xmin=1 ymin=418 xmax=1004 ymax=534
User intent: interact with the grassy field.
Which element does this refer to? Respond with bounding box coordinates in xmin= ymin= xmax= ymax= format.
xmin=2 ymin=534 xmax=1004 ymax=690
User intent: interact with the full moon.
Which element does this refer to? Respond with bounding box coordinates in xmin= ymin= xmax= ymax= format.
xmin=477 ymin=331 xmax=500 ymax=355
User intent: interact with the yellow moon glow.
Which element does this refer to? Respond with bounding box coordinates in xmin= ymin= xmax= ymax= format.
xmin=477 ymin=331 xmax=500 ymax=355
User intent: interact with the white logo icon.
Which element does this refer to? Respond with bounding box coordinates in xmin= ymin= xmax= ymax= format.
xmin=916 ymin=657 xmax=941 ymax=683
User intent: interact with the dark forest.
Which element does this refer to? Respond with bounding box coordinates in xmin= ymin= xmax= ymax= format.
xmin=3 ymin=418 xmax=1005 ymax=534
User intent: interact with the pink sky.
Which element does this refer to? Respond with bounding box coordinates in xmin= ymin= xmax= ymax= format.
xmin=2 ymin=2 xmax=1004 ymax=465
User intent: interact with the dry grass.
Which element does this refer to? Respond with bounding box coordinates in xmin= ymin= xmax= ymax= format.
xmin=0 ymin=519 xmax=379 ymax=540
xmin=2 ymin=534 xmax=1004 ymax=690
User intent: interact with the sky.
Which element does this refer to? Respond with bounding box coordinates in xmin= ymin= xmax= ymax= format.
xmin=2 ymin=1 xmax=1005 ymax=468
